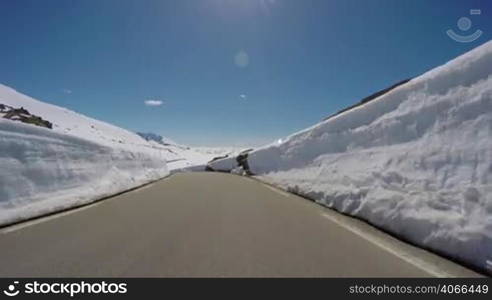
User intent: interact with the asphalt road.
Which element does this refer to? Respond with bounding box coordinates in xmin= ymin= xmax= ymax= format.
xmin=0 ymin=173 xmax=479 ymax=277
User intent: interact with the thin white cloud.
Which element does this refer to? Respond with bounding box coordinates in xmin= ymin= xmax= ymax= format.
xmin=239 ymin=94 xmax=247 ymax=100
xmin=144 ymin=100 xmax=164 ymax=107
xmin=234 ymin=50 xmax=249 ymax=68
xmin=62 ymin=88 xmax=72 ymax=94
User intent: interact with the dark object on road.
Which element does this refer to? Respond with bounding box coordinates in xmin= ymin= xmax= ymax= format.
xmin=205 ymin=149 xmax=254 ymax=175
xmin=236 ymin=149 xmax=253 ymax=175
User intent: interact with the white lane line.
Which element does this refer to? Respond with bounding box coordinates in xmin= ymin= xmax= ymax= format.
xmin=319 ymin=212 xmax=452 ymax=278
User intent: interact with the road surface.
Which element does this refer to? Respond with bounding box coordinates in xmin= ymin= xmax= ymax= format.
xmin=0 ymin=173 xmax=479 ymax=277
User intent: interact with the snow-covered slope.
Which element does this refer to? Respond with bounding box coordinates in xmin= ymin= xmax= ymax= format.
xmin=0 ymin=85 xmax=215 ymax=225
xmin=175 ymin=146 xmax=243 ymax=171
xmin=0 ymin=84 xmax=173 ymax=225
xmin=209 ymin=40 xmax=492 ymax=274
xmin=192 ymin=146 xmax=243 ymax=160
xmin=0 ymin=85 xmax=157 ymax=151
xmin=136 ymin=131 xmax=241 ymax=171
xmin=0 ymin=119 xmax=168 ymax=225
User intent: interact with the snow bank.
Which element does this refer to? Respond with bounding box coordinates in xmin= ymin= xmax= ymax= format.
xmin=208 ymin=156 xmax=237 ymax=171
xmin=211 ymin=41 xmax=492 ymax=274
xmin=0 ymin=85 xmax=173 ymax=225
xmin=0 ymin=119 xmax=168 ymax=225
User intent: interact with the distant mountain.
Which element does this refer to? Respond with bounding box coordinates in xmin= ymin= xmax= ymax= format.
xmin=136 ymin=132 xmax=245 ymax=160
xmin=136 ymin=132 xmax=178 ymax=146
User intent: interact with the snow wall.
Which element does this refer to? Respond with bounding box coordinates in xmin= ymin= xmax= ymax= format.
xmin=0 ymin=119 xmax=169 ymax=226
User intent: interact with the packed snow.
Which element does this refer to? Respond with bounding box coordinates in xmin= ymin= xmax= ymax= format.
xmin=209 ymin=40 xmax=492 ymax=274
xmin=0 ymin=84 xmax=227 ymax=225
xmin=0 ymin=119 xmax=169 ymax=225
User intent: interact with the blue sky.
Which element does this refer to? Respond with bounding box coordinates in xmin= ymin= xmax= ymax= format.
xmin=0 ymin=0 xmax=491 ymax=146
